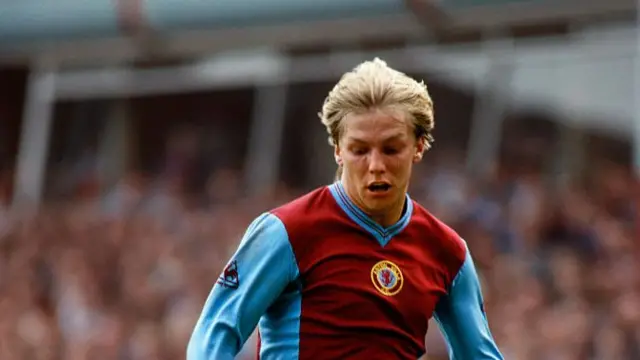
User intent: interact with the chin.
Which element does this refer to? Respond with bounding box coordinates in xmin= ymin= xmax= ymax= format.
xmin=363 ymin=197 xmax=393 ymax=213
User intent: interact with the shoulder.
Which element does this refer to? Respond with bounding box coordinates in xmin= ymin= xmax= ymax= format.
xmin=270 ymin=186 xmax=335 ymax=228
xmin=268 ymin=186 xmax=343 ymax=263
xmin=240 ymin=212 xmax=290 ymax=250
xmin=409 ymin=200 xmax=467 ymax=273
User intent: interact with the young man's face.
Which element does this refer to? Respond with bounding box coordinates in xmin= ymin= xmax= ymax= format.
xmin=335 ymin=108 xmax=423 ymax=221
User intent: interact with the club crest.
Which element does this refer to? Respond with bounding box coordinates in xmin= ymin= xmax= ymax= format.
xmin=371 ymin=260 xmax=403 ymax=296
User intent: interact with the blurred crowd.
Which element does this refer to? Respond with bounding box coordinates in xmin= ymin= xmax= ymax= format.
xmin=0 ymin=143 xmax=638 ymax=360
xmin=415 ymin=153 xmax=639 ymax=360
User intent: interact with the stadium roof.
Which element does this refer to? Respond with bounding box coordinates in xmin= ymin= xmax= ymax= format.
xmin=0 ymin=0 xmax=634 ymax=64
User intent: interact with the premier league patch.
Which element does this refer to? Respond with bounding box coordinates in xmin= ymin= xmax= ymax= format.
xmin=217 ymin=260 xmax=239 ymax=289
xmin=371 ymin=260 xmax=403 ymax=296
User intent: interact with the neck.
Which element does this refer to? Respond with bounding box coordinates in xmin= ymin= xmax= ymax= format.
xmin=339 ymin=180 xmax=406 ymax=228
xmin=370 ymin=201 xmax=405 ymax=228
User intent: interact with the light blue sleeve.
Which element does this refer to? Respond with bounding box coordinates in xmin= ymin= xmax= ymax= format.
xmin=187 ymin=212 xmax=298 ymax=360
xmin=434 ymin=242 xmax=504 ymax=360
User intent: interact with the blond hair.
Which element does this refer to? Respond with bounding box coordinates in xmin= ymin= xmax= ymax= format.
xmin=318 ymin=58 xmax=435 ymax=179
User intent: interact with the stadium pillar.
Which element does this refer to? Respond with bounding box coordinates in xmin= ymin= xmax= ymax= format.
xmin=465 ymin=36 xmax=514 ymax=178
xmin=309 ymin=120 xmax=336 ymax=186
xmin=244 ymin=82 xmax=288 ymax=198
xmin=552 ymin=124 xmax=585 ymax=188
xmin=98 ymin=100 xmax=131 ymax=191
xmin=307 ymin=85 xmax=336 ymax=187
xmin=12 ymin=64 xmax=56 ymax=211
xmin=551 ymin=29 xmax=589 ymax=188
xmin=634 ymin=2 xmax=640 ymax=177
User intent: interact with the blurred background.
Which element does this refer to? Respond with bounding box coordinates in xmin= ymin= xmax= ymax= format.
xmin=0 ymin=0 xmax=639 ymax=359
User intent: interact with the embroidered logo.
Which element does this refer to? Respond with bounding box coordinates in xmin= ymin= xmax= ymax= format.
xmin=217 ymin=260 xmax=239 ymax=289
xmin=371 ymin=260 xmax=403 ymax=296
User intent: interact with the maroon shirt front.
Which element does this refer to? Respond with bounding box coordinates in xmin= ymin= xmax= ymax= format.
xmin=268 ymin=184 xmax=466 ymax=359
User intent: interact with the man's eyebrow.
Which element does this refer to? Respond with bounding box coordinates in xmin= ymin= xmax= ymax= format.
xmin=345 ymin=137 xmax=367 ymax=144
xmin=382 ymin=134 xmax=405 ymax=142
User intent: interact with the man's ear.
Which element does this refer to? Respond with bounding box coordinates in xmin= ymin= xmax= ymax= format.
xmin=413 ymin=141 xmax=425 ymax=163
xmin=334 ymin=145 xmax=342 ymax=165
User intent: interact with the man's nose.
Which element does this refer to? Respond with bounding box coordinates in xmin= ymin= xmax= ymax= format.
xmin=368 ymin=150 xmax=386 ymax=174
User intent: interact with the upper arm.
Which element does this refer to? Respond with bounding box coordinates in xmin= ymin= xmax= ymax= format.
xmin=187 ymin=212 xmax=298 ymax=360
xmin=433 ymin=242 xmax=504 ymax=360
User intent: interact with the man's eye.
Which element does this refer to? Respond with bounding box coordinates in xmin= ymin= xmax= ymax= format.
xmin=383 ymin=147 xmax=399 ymax=155
xmin=352 ymin=148 xmax=367 ymax=155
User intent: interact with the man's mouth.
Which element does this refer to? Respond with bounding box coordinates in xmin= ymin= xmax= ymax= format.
xmin=367 ymin=182 xmax=391 ymax=192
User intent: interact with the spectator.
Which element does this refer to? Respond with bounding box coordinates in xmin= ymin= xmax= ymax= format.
xmin=0 ymin=150 xmax=636 ymax=360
